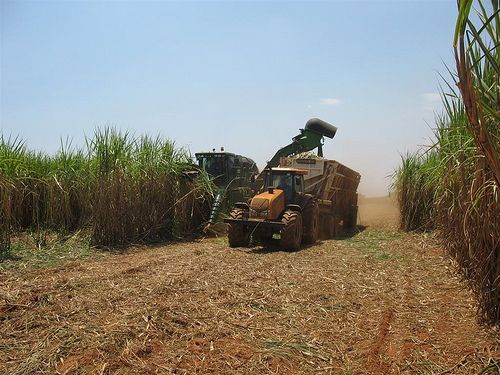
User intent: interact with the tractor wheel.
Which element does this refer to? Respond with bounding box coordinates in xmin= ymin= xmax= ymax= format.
xmin=227 ymin=208 xmax=250 ymax=247
xmin=302 ymin=200 xmax=319 ymax=244
xmin=280 ymin=210 xmax=303 ymax=251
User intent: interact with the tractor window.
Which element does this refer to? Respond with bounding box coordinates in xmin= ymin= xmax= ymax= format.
xmin=263 ymin=173 xmax=292 ymax=189
xmin=294 ymin=175 xmax=304 ymax=193
xmin=275 ymin=175 xmax=291 ymax=190
xmin=269 ymin=173 xmax=293 ymax=201
xmin=266 ymin=174 xmax=291 ymax=189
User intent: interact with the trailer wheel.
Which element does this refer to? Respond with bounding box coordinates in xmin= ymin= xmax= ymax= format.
xmin=344 ymin=205 xmax=358 ymax=230
xmin=320 ymin=215 xmax=335 ymax=239
xmin=227 ymin=208 xmax=250 ymax=247
xmin=280 ymin=210 xmax=303 ymax=251
xmin=302 ymin=200 xmax=319 ymax=244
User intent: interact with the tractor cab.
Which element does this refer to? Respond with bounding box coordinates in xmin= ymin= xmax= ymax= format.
xmin=262 ymin=167 xmax=307 ymax=204
xmin=247 ymin=167 xmax=308 ymax=221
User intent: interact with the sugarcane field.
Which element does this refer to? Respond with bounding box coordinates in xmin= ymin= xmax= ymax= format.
xmin=1 ymin=1 xmax=499 ymax=375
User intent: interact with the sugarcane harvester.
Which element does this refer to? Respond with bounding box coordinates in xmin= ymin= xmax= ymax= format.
xmin=224 ymin=118 xmax=361 ymax=250
xmin=195 ymin=150 xmax=259 ymax=226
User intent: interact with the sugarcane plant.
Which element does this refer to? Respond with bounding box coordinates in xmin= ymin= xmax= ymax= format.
xmin=0 ymin=128 xmax=214 ymax=253
xmin=394 ymin=0 xmax=500 ymax=324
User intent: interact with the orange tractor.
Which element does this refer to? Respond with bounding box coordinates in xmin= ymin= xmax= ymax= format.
xmin=224 ymin=119 xmax=360 ymax=250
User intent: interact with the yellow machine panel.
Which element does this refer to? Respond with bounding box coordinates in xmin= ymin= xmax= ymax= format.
xmin=249 ymin=189 xmax=285 ymax=220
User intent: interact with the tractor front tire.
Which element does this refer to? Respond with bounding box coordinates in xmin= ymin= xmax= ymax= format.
xmin=302 ymin=200 xmax=319 ymax=244
xmin=280 ymin=210 xmax=303 ymax=251
xmin=227 ymin=208 xmax=250 ymax=247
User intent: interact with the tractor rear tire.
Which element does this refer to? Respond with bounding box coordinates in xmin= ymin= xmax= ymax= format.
xmin=302 ymin=200 xmax=319 ymax=244
xmin=280 ymin=210 xmax=303 ymax=251
xmin=227 ymin=208 xmax=250 ymax=247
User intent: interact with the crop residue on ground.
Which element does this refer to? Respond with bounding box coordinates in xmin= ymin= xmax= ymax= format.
xmin=1 ymin=197 xmax=499 ymax=374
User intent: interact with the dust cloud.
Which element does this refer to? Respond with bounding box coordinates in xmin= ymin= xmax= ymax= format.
xmin=357 ymin=195 xmax=399 ymax=229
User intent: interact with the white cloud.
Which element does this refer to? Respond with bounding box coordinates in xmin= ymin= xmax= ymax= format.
xmin=320 ymin=98 xmax=341 ymax=106
xmin=422 ymin=93 xmax=441 ymax=103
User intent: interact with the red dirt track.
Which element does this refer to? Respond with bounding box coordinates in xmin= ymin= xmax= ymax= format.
xmin=1 ymin=197 xmax=499 ymax=374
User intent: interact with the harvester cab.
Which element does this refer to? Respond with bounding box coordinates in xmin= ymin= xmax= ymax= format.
xmin=195 ymin=151 xmax=258 ymax=226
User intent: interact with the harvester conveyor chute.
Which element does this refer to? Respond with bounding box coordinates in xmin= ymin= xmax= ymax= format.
xmin=266 ymin=118 xmax=337 ymax=168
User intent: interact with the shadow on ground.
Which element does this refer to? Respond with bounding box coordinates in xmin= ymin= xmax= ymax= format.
xmin=335 ymin=224 xmax=367 ymax=239
xmin=248 ymin=225 xmax=367 ymax=255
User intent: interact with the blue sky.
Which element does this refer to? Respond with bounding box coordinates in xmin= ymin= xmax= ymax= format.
xmin=1 ymin=1 xmax=456 ymax=196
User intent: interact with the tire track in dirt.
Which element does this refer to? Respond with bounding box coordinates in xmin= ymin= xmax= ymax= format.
xmin=366 ymin=307 xmax=395 ymax=375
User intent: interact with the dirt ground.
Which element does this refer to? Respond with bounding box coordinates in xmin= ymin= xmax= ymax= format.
xmin=1 ymin=197 xmax=499 ymax=374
